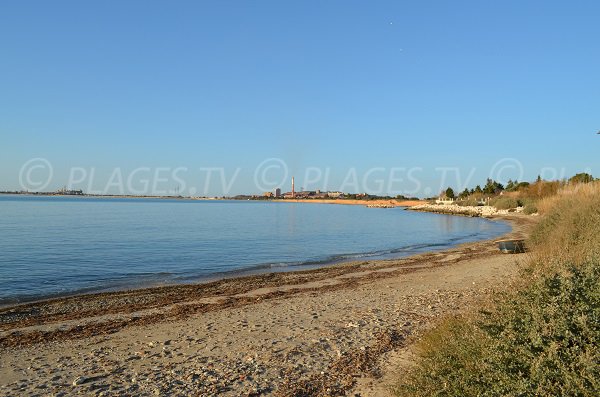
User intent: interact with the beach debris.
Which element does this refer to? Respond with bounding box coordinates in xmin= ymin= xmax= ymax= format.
xmin=72 ymin=376 xmax=88 ymax=386
xmin=366 ymin=203 xmax=395 ymax=208
xmin=496 ymin=239 xmax=526 ymax=254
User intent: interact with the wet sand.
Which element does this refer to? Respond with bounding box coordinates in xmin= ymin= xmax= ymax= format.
xmin=0 ymin=214 xmax=536 ymax=396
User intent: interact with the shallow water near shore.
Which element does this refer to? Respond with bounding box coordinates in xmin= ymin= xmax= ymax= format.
xmin=0 ymin=195 xmax=510 ymax=304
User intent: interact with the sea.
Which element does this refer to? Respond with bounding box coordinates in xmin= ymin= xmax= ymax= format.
xmin=0 ymin=195 xmax=510 ymax=304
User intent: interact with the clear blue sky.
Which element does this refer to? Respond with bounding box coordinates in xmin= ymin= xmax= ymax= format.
xmin=1 ymin=1 xmax=599 ymax=197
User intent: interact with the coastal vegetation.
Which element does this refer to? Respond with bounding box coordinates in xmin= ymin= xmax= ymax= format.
xmin=439 ymin=173 xmax=595 ymax=215
xmin=395 ymin=181 xmax=600 ymax=396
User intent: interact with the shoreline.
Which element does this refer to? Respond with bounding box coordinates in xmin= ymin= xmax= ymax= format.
xmin=0 ymin=193 xmax=426 ymax=208
xmin=0 ymin=215 xmax=525 ymax=332
xmin=408 ymin=202 xmax=538 ymax=218
xmin=0 ymin=213 xmax=537 ymax=396
xmin=0 ymin=209 xmax=506 ymax=308
xmin=0 ymin=210 xmax=520 ymax=312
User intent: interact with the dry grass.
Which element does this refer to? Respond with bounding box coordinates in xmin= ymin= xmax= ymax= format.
xmin=522 ymin=180 xmax=564 ymax=200
xmin=537 ymin=180 xmax=600 ymax=215
xmin=395 ymin=180 xmax=600 ymax=397
xmin=530 ymin=181 xmax=600 ymax=266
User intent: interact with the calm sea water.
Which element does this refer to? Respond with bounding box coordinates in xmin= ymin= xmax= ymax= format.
xmin=0 ymin=195 xmax=510 ymax=304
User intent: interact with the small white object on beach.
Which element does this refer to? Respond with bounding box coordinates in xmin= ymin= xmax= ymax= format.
xmin=72 ymin=376 xmax=87 ymax=386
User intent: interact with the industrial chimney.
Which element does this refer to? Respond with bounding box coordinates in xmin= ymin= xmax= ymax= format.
xmin=291 ymin=176 xmax=295 ymax=198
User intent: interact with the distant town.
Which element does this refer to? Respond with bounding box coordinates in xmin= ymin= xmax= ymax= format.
xmin=0 ymin=178 xmax=420 ymax=202
xmin=0 ymin=188 xmax=418 ymax=202
xmin=1 ymin=186 xmax=85 ymax=196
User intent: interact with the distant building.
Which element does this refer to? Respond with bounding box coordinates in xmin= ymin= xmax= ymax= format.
xmin=436 ymin=196 xmax=455 ymax=204
xmin=264 ymin=192 xmax=273 ymax=198
xmin=327 ymin=191 xmax=343 ymax=198
xmin=57 ymin=187 xmax=84 ymax=195
xmin=274 ymin=188 xmax=281 ymax=198
xmin=294 ymin=191 xmax=312 ymax=199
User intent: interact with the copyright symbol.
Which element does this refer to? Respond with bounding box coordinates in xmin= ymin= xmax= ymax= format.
xmin=254 ymin=158 xmax=288 ymax=192
xmin=19 ymin=158 xmax=54 ymax=192
xmin=489 ymin=158 xmax=524 ymax=183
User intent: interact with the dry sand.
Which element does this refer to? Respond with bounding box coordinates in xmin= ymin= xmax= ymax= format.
xmin=0 ymin=214 xmax=536 ymax=397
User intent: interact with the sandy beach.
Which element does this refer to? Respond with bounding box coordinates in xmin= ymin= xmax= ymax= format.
xmin=272 ymin=199 xmax=425 ymax=208
xmin=0 ymin=213 xmax=536 ymax=397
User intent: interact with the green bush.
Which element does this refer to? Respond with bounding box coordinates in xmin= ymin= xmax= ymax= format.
xmin=456 ymin=198 xmax=480 ymax=207
xmin=396 ymin=259 xmax=600 ymax=397
xmin=490 ymin=196 xmax=519 ymax=210
xmin=518 ymin=197 xmax=538 ymax=215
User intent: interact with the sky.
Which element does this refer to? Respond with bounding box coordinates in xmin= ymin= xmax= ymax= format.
xmin=1 ymin=1 xmax=599 ymax=197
